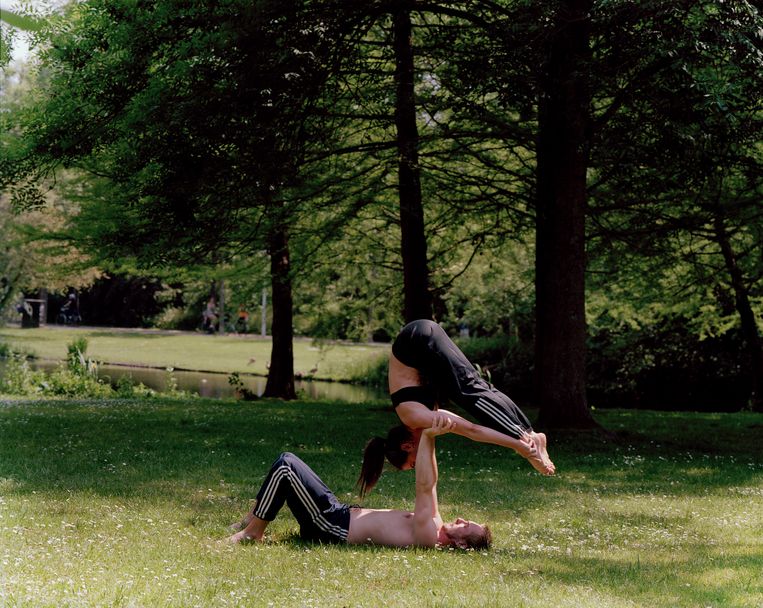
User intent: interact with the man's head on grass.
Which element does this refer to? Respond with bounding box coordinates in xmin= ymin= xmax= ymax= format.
xmin=439 ymin=518 xmax=492 ymax=550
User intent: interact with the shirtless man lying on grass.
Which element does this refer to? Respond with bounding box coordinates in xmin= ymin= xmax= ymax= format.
xmin=228 ymin=414 xmax=491 ymax=550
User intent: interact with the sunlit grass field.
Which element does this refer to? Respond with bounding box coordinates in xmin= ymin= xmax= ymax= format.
xmin=0 ymin=326 xmax=388 ymax=382
xmin=0 ymin=396 xmax=761 ymax=607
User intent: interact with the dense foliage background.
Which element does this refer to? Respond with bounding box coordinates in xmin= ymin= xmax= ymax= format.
xmin=1 ymin=0 xmax=761 ymax=414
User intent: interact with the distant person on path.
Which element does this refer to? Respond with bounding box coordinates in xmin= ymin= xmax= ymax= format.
xmin=202 ymin=297 xmax=218 ymax=333
xmin=236 ymin=304 xmax=249 ymax=333
xmin=228 ymin=414 xmax=491 ymax=549
xmin=358 ymin=319 xmax=554 ymax=496
xmin=59 ymin=290 xmax=81 ymax=324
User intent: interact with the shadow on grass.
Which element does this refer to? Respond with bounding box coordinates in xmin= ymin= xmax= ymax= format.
xmin=227 ymin=530 xmax=760 ymax=607
xmin=85 ymin=330 xmax=183 ymax=340
xmin=525 ymin=547 xmax=760 ymax=607
xmin=0 ymin=398 xmax=760 ymax=505
xmin=0 ymin=398 xmax=372 ymax=500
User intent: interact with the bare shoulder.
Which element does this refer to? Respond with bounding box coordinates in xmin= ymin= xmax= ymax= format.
xmin=412 ymin=514 xmax=440 ymax=548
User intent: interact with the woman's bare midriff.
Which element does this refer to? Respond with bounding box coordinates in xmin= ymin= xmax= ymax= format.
xmin=388 ymin=353 xmax=423 ymax=393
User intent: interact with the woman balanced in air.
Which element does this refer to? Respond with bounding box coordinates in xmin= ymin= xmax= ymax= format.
xmin=358 ymin=319 xmax=555 ymax=496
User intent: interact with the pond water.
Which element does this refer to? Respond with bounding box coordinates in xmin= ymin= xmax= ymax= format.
xmin=1 ymin=359 xmax=388 ymax=402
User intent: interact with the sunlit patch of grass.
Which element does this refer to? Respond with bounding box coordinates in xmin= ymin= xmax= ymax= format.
xmin=0 ymin=398 xmax=761 ymax=607
xmin=0 ymin=327 xmax=388 ymax=382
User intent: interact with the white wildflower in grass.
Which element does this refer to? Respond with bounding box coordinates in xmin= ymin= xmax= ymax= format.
xmin=0 ymin=398 xmax=761 ymax=607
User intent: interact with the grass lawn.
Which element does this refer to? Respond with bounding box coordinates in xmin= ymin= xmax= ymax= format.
xmin=0 ymin=396 xmax=761 ymax=607
xmin=0 ymin=326 xmax=388 ymax=382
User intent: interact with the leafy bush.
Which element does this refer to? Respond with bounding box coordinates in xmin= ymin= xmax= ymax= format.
xmin=0 ymin=355 xmax=47 ymax=395
xmin=43 ymin=364 xmax=114 ymax=398
xmin=435 ymin=320 xmax=749 ymax=413
xmin=455 ymin=335 xmax=535 ymax=403
xmin=66 ymin=337 xmax=93 ymax=375
xmin=162 ymin=367 xmax=195 ymax=398
xmin=347 ymin=352 xmax=388 ymax=386
xmin=0 ymin=339 xmax=114 ymax=399
xmin=587 ymin=318 xmax=749 ymax=411
xmin=227 ymin=372 xmax=258 ymax=400
xmin=114 ymin=374 xmax=156 ymax=398
xmin=152 ymin=306 xmax=201 ymax=331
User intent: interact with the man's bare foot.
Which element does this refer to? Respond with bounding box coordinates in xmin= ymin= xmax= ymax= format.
xmin=530 ymin=432 xmax=555 ymax=474
xmin=227 ymin=529 xmax=262 ymax=544
xmin=230 ymin=503 xmax=258 ymax=532
xmin=229 ymin=512 xmax=254 ymax=532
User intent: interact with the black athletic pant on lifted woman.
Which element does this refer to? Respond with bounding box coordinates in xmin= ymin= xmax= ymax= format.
xmin=391 ymin=319 xmax=533 ymax=440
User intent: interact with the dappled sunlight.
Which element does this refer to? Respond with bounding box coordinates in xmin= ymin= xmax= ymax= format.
xmin=0 ymin=329 xmax=51 ymax=346
xmin=0 ymin=398 xmax=760 ymax=607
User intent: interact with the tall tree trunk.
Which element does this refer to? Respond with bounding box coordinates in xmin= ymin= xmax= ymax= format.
xmin=534 ymin=0 xmax=597 ymax=429
xmin=714 ymin=215 xmax=763 ymax=411
xmin=0 ymin=269 xmax=22 ymax=311
xmin=264 ymin=223 xmax=296 ymax=400
xmin=393 ymin=5 xmax=432 ymax=323
xmin=218 ymin=278 xmax=226 ymax=335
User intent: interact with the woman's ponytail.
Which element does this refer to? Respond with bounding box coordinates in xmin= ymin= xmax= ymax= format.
xmin=357 ymin=425 xmax=414 ymax=498
xmin=357 ymin=436 xmax=386 ymax=498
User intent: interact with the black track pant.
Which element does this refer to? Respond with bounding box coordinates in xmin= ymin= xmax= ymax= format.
xmin=252 ymin=452 xmax=350 ymax=543
xmin=391 ymin=319 xmax=533 ymax=439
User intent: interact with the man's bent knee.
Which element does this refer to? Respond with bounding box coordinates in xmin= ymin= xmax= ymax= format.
xmin=276 ymin=452 xmax=297 ymax=465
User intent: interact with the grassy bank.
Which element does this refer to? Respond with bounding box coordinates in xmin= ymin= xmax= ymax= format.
xmin=0 ymin=326 xmax=388 ymax=382
xmin=0 ymin=397 xmax=761 ymax=607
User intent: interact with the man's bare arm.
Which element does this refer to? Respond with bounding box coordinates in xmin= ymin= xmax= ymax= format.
xmin=412 ymin=414 xmax=454 ymax=547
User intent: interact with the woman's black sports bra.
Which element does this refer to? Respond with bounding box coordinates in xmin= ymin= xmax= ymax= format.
xmin=390 ymin=385 xmax=437 ymax=410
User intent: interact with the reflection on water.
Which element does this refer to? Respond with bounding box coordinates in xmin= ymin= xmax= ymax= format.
xmin=1 ymin=359 xmax=387 ymax=402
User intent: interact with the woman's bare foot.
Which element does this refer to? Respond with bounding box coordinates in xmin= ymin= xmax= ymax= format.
xmin=530 ymin=432 xmax=555 ymax=474
xmin=514 ymin=437 xmax=553 ymax=475
xmin=526 ymin=448 xmax=554 ymax=475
